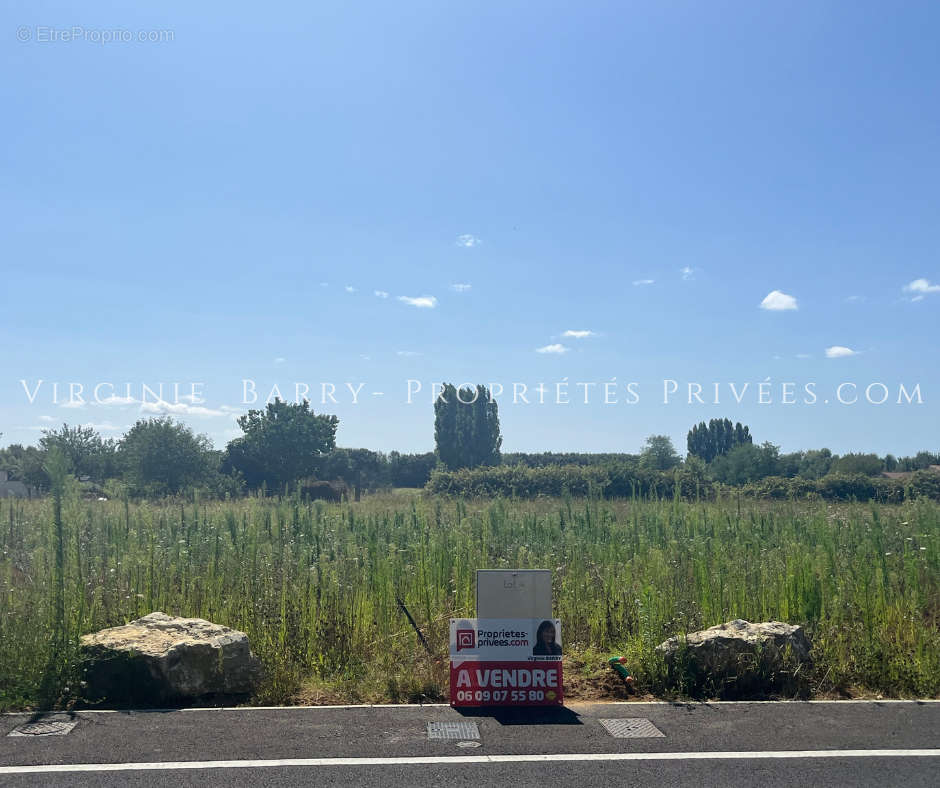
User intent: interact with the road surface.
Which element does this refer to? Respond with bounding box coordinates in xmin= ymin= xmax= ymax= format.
xmin=1 ymin=700 xmax=938 ymax=786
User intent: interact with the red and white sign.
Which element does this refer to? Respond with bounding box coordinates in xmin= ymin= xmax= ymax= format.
xmin=450 ymin=660 xmax=563 ymax=706
xmin=449 ymin=618 xmax=563 ymax=706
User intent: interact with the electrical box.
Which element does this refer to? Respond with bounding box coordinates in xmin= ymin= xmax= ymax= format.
xmin=476 ymin=569 xmax=552 ymax=619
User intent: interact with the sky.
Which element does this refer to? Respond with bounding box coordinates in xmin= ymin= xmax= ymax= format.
xmin=1 ymin=1 xmax=938 ymax=457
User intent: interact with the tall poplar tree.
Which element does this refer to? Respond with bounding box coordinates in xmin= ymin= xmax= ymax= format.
xmin=434 ymin=383 xmax=501 ymax=469
xmin=687 ymin=418 xmax=752 ymax=463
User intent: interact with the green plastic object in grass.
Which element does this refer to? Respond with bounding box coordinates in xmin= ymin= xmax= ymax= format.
xmin=608 ymin=656 xmax=633 ymax=682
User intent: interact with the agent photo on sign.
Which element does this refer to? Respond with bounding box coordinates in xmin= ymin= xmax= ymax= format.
xmin=532 ymin=620 xmax=562 ymax=656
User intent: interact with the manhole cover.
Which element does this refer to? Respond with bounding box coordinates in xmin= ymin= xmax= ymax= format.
xmin=427 ymin=721 xmax=480 ymax=740
xmin=456 ymin=740 xmax=482 ymax=748
xmin=9 ymin=719 xmax=78 ymax=737
xmin=599 ymin=718 xmax=665 ymax=738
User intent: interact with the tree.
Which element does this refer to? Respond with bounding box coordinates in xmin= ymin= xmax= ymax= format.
xmin=798 ymin=448 xmax=833 ymax=480
xmin=681 ymin=453 xmax=709 ymax=484
xmin=434 ymin=384 xmax=460 ymax=470
xmin=320 ymin=448 xmax=383 ymax=501
xmin=469 ymin=384 xmax=502 ymax=467
xmin=832 ymin=453 xmax=884 ymax=476
xmin=640 ymin=435 xmax=680 ymax=471
xmin=686 ymin=418 xmax=752 ymax=463
xmin=434 ymin=384 xmax=502 ymax=470
xmin=0 ymin=443 xmax=48 ymax=492
xmin=777 ymin=452 xmax=802 ymax=478
xmin=40 ymin=424 xmax=117 ymax=482
xmin=118 ymin=417 xmax=216 ymax=496
xmin=898 ymin=450 xmax=940 ymax=471
xmin=388 ymin=451 xmax=437 ymax=487
xmin=224 ymin=398 xmax=338 ymax=490
xmin=710 ymin=441 xmax=780 ymax=485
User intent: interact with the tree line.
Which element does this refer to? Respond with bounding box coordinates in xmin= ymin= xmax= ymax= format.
xmin=1 ymin=391 xmax=937 ymax=499
xmin=0 ymin=404 xmax=433 ymax=499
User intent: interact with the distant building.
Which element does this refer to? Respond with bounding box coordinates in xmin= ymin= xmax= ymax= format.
xmin=0 ymin=470 xmax=30 ymax=498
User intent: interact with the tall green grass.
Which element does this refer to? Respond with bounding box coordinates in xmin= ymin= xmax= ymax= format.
xmin=1 ymin=490 xmax=937 ymax=709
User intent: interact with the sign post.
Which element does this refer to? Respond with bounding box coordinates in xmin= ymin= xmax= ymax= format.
xmin=449 ymin=571 xmax=563 ymax=707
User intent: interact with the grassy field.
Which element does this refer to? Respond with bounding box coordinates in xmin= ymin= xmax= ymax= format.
xmin=1 ymin=488 xmax=938 ymax=710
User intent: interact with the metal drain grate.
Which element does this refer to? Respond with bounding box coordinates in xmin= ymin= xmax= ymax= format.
xmin=9 ymin=718 xmax=78 ymax=737
xmin=599 ymin=718 xmax=665 ymax=738
xmin=427 ymin=721 xmax=480 ymax=740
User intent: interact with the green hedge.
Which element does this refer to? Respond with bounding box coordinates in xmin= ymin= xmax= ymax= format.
xmin=426 ymin=465 xmax=940 ymax=502
xmin=426 ymin=463 xmax=714 ymax=499
xmin=739 ymin=471 xmax=940 ymax=502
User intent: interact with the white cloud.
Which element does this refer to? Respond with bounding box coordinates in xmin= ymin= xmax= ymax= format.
xmin=139 ymin=400 xmax=227 ymax=417
xmin=760 ymin=290 xmax=799 ymax=311
xmin=562 ymin=330 xmax=596 ymax=339
xmin=58 ymin=394 xmax=139 ymax=409
xmin=320 ymin=282 xmax=329 ymax=287
xmin=274 ymin=357 xmax=286 ymax=364
xmin=398 ymin=295 xmax=437 ymax=308
xmin=912 ymin=295 xmax=924 ymax=302
xmin=396 ymin=350 xmax=421 ymax=357
xmin=39 ymin=415 xmax=55 ymax=422
xmin=633 ymin=279 xmax=655 ymax=286
xmin=345 ymin=285 xmax=356 ymax=293
xmin=536 ymin=343 xmax=569 ymax=354
xmin=796 ymin=353 xmax=812 ymax=359
xmin=825 ymin=346 xmax=857 ymax=359
xmin=845 ymin=295 xmax=865 ymax=303
xmin=904 ymin=278 xmax=940 ymax=295
xmin=456 ymin=234 xmax=481 ymax=248
xmin=374 ymin=290 xmax=389 ymax=298
xmin=97 ymin=395 xmax=137 ymax=407
xmin=219 ymin=405 xmax=244 ymax=414
xmin=680 ymin=266 xmax=696 ymax=281
xmin=451 ymin=283 xmax=472 ymax=292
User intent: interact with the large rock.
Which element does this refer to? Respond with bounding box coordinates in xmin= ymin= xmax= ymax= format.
xmin=80 ymin=612 xmax=262 ymax=706
xmin=657 ymin=619 xmax=811 ymax=699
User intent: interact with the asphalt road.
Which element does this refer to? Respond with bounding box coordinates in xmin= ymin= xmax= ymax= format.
xmin=1 ymin=701 xmax=938 ymax=787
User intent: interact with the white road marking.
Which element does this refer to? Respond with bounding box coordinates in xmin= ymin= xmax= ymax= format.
xmin=1 ymin=750 xmax=939 ymax=774
xmin=602 ymin=700 xmax=940 ymax=705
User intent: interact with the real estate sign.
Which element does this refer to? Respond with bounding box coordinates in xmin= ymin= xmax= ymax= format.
xmin=449 ymin=618 xmax=563 ymax=706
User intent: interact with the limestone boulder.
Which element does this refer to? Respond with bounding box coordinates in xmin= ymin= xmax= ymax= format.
xmin=657 ymin=619 xmax=811 ymax=699
xmin=80 ymin=612 xmax=262 ymax=706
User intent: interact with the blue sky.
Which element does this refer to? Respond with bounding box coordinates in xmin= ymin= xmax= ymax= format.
xmin=2 ymin=1 xmax=938 ymax=456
